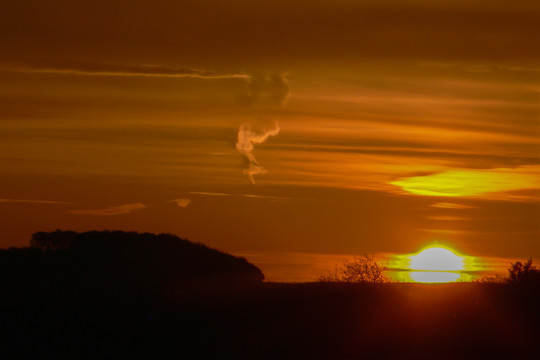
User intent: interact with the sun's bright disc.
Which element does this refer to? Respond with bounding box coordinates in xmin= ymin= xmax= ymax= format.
xmin=409 ymin=246 xmax=464 ymax=271
xmin=387 ymin=244 xmax=482 ymax=283
xmin=409 ymin=271 xmax=461 ymax=283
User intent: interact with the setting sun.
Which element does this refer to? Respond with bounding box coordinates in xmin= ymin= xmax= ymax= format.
xmin=409 ymin=246 xmax=464 ymax=271
xmin=389 ymin=245 xmax=480 ymax=283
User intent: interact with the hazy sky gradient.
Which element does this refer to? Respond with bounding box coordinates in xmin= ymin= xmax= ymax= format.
xmin=1 ymin=0 xmax=538 ymax=280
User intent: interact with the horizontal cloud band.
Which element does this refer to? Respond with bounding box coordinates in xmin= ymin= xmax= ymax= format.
xmin=0 ymin=61 xmax=248 ymax=79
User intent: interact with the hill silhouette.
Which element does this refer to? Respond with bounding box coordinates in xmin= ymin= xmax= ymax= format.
xmin=1 ymin=230 xmax=264 ymax=303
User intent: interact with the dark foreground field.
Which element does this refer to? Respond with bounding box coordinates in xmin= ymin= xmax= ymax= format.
xmin=1 ymin=231 xmax=538 ymax=359
xmin=2 ymin=282 xmax=538 ymax=359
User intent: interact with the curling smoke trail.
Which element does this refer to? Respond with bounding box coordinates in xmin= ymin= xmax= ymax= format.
xmin=236 ymin=73 xmax=289 ymax=184
xmin=236 ymin=121 xmax=280 ymax=183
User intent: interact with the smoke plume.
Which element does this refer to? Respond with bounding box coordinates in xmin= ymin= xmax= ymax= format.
xmin=236 ymin=73 xmax=290 ymax=183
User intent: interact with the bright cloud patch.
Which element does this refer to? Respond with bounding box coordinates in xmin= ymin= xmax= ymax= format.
xmin=391 ymin=168 xmax=539 ymax=197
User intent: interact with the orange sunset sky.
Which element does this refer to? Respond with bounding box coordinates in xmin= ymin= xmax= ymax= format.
xmin=1 ymin=1 xmax=539 ymax=281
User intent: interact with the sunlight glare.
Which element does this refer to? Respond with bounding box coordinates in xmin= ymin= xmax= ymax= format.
xmin=409 ymin=247 xmax=464 ymax=271
xmin=409 ymin=271 xmax=460 ymax=283
xmin=389 ymin=245 xmax=480 ymax=283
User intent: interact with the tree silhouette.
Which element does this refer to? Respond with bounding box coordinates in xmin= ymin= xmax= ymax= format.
xmin=342 ymin=254 xmax=387 ymax=284
xmin=319 ymin=254 xmax=387 ymax=284
xmin=507 ymin=258 xmax=540 ymax=285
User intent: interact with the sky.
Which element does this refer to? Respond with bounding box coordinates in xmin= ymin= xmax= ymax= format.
xmin=1 ymin=1 xmax=539 ymax=281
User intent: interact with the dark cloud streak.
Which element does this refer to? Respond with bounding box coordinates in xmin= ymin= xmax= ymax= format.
xmin=1 ymin=1 xmax=539 ymax=69
xmin=68 ymin=203 xmax=146 ymax=216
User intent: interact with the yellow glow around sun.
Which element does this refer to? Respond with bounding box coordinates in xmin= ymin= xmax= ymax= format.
xmin=389 ymin=245 xmax=480 ymax=283
xmin=390 ymin=169 xmax=539 ymax=197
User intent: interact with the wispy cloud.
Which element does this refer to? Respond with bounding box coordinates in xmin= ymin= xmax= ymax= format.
xmin=189 ymin=192 xmax=289 ymax=200
xmin=240 ymin=194 xmax=290 ymax=200
xmin=68 ymin=203 xmax=146 ymax=215
xmin=425 ymin=215 xmax=472 ymax=221
xmin=0 ymin=198 xmax=71 ymax=204
xmin=169 ymin=199 xmax=191 ymax=208
xmin=430 ymin=202 xmax=475 ymax=209
xmin=0 ymin=60 xmax=248 ymax=79
xmin=189 ymin=191 xmax=232 ymax=197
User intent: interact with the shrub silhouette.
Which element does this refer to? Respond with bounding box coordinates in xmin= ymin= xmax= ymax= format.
xmin=319 ymin=254 xmax=387 ymax=284
xmin=507 ymin=258 xmax=540 ymax=285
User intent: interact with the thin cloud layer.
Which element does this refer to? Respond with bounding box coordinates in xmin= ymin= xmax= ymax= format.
xmin=68 ymin=203 xmax=146 ymax=216
xmin=2 ymin=1 xmax=539 ymax=67
xmin=0 ymin=60 xmax=248 ymax=79
xmin=189 ymin=191 xmax=289 ymax=200
xmin=0 ymin=199 xmax=71 ymax=205
xmin=430 ymin=202 xmax=476 ymax=210
xmin=189 ymin=192 xmax=232 ymax=197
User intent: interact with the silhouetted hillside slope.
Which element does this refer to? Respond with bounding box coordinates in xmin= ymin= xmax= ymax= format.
xmin=0 ymin=230 xmax=264 ymax=303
